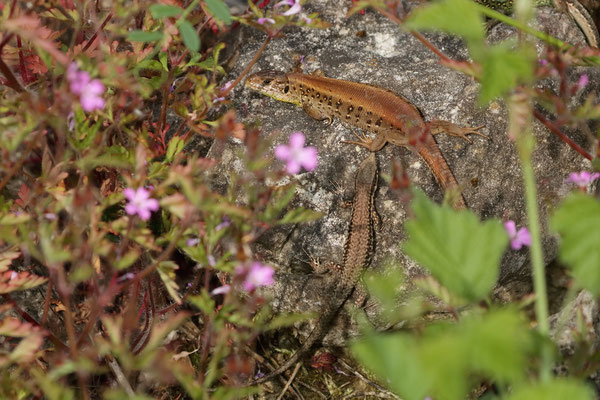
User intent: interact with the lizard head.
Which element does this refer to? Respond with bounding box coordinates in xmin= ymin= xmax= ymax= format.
xmin=245 ymin=70 xmax=299 ymax=105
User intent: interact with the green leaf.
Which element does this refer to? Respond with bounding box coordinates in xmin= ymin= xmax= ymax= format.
xmin=0 ymin=213 xmax=30 ymax=225
xmin=128 ymin=30 xmax=164 ymax=42
xmin=266 ymin=312 xmax=315 ymax=331
xmin=479 ymin=41 xmax=535 ymax=104
xmin=352 ymin=333 xmax=430 ymax=400
xmin=505 ymin=379 xmax=595 ymax=400
xmin=352 ymin=309 xmax=531 ymax=400
xmin=459 ymin=308 xmax=532 ymax=383
xmin=204 ymin=0 xmax=232 ymax=25
xmin=278 ymin=207 xmax=323 ymax=224
xmin=149 ymin=4 xmax=182 ymax=18
xmin=178 ymin=20 xmax=200 ymax=53
xmin=404 ymin=0 xmax=485 ymax=45
xmin=402 ymin=190 xmax=507 ymax=302
xmin=188 ymin=291 xmax=216 ymax=315
xmin=551 ymin=193 xmax=600 ymax=293
xmin=166 ymin=135 xmax=185 ymax=162
xmin=114 ymin=248 xmax=141 ymax=270
xmin=157 ymin=260 xmax=181 ymax=303
xmin=363 ymin=265 xmax=406 ymax=323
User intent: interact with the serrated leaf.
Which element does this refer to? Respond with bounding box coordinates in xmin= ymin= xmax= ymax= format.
xmin=149 ymin=4 xmax=182 ymax=18
xmin=352 ymin=308 xmax=531 ymax=400
xmin=128 ymin=30 xmax=164 ymax=42
xmin=352 ymin=333 xmax=429 ymax=399
xmin=404 ymin=0 xmax=485 ymax=45
xmin=178 ymin=20 xmax=200 ymax=53
xmin=363 ymin=266 xmax=406 ymax=323
xmin=402 ymin=189 xmax=507 ymax=302
xmin=166 ymin=135 xmax=184 ymax=161
xmin=0 ymin=249 xmax=20 ymax=272
xmin=459 ymin=308 xmax=532 ymax=383
xmin=551 ymin=193 xmax=600 ymax=293
xmin=10 ymin=332 xmax=44 ymax=364
xmin=0 ymin=317 xmax=39 ymax=337
xmin=204 ymin=0 xmax=232 ymax=25
xmin=506 ymin=379 xmax=595 ymax=400
xmin=479 ymin=41 xmax=535 ymax=104
xmin=0 ymin=270 xmax=47 ymax=294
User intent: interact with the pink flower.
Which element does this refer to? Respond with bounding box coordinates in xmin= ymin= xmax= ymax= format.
xmin=258 ymin=17 xmax=275 ymax=24
xmin=275 ymin=132 xmax=318 ymax=174
xmin=566 ymin=171 xmax=600 ymax=189
xmin=236 ymin=262 xmax=275 ymax=291
xmin=577 ymin=74 xmax=589 ymax=90
xmin=123 ymin=187 xmax=159 ymax=221
xmin=186 ymin=238 xmax=200 ymax=247
xmin=275 ymin=0 xmax=301 ymax=16
xmin=504 ymin=221 xmax=531 ymax=250
xmin=211 ymin=284 xmax=231 ymax=295
xmin=66 ymin=62 xmax=105 ymax=112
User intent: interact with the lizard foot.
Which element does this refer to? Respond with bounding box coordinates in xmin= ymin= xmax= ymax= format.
xmin=428 ymin=120 xmax=487 ymax=143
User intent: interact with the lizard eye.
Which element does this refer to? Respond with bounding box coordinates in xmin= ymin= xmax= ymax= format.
xmin=263 ymin=79 xmax=272 ymax=84
xmin=284 ymin=85 xmax=289 ymax=93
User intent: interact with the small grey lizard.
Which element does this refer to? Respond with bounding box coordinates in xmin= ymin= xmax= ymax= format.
xmin=251 ymin=152 xmax=379 ymax=385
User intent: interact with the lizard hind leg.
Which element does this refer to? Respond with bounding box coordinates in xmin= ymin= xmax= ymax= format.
xmin=427 ymin=120 xmax=487 ymax=143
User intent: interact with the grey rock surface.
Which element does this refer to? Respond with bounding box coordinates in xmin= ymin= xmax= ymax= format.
xmin=210 ymin=1 xmax=598 ymax=343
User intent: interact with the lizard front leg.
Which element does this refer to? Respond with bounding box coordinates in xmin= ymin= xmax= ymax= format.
xmin=302 ymin=100 xmax=333 ymax=126
xmin=342 ymin=130 xmax=387 ymax=152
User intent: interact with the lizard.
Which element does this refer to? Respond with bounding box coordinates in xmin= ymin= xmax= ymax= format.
xmin=250 ymin=152 xmax=378 ymax=385
xmin=246 ymin=70 xmax=485 ymax=209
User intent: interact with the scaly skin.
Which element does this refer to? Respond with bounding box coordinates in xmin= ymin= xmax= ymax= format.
xmin=246 ymin=70 xmax=485 ymax=209
xmin=250 ymin=152 xmax=378 ymax=385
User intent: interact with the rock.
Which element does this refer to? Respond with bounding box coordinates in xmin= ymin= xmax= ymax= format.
xmin=550 ymin=290 xmax=598 ymax=354
xmin=209 ymin=0 xmax=598 ymax=343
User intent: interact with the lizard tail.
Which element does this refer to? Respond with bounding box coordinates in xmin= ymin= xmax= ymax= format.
xmin=414 ymin=138 xmax=467 ymax=210
xmin=249 ymin=306 xmax=339 ymax=385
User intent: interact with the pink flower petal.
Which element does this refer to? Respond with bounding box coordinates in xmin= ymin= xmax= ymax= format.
xmin=275 ymin=144 xmax=291 ymax=160
xmin=299 ymin=146 xmax=318 ymax=171
xmin=289 ymin=131 xmax=306 ymax=148
xmin=123 ymin=188 xmax=135 ymax=200
xmin=144 ymin=198 xmax=159 ymax=211
xmin=504 ymin=220 xmax=516 ymax=236
xmin=516 ymin=227 xmax=531 ymax=247
xmin=124 ymin=203 xmax=138 ymax=215
xmin=286 ymin=159 xmax=301 ymax=174
xmin=211 ymin=285 xmax=231 ymax=295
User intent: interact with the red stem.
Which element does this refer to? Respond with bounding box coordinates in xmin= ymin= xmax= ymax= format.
xmin=2 ymin=294 xmax=69 ymax=352
xmin=16 ymin=36 xmax=29 ymax=84
xmin=533 ymin=110 xmax=592 ymax=160
xmin=82 ymin=11 xmax=113 ymax=53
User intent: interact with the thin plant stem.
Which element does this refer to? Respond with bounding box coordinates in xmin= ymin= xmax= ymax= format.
xmin=516 ymin=134 xmax=551 ymax=382
xmin=221 ymin=34 xmax=273 ymax=97
xmin=474 ymin=4 xmax=567 ymax=48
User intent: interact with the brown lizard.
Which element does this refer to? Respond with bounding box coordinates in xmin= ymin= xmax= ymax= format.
xmin=250 ymin=152 xmax=378 ymax=385
xmin=245 ymin=70 xmax=485 ymax=209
